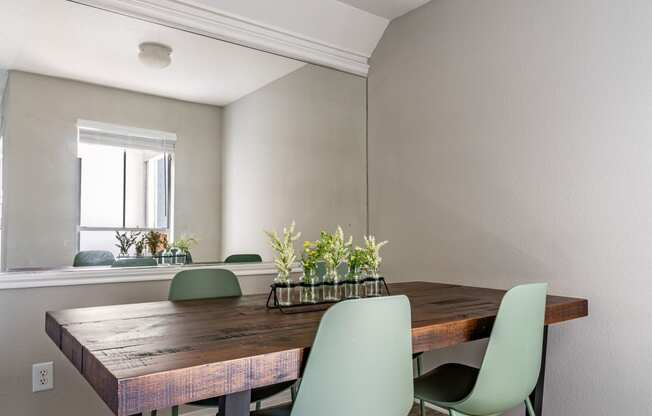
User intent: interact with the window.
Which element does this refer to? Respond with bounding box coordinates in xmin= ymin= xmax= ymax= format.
xmin=77 ymin=120 xmax=175 ymax=255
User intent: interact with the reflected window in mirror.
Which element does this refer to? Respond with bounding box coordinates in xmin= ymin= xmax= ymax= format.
xmin=77 ymin=121 xmax=175 ymax=256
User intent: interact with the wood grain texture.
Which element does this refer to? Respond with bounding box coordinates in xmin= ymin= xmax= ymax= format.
xmin=45 ymin=281 xmax=588 ymax=416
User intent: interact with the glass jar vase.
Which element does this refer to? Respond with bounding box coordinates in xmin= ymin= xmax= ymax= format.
xmin=345 ymin=268 xmax=362 ymax=299
xmin=300 ymin=270 xmax=319 ymax=304
xmin=364 ymin=270 xmax=381 ymax=297
xmin=322 ymin=266 xmax=340 ymax=301
xmin=275 ymin=273 xmax=293 ymax=306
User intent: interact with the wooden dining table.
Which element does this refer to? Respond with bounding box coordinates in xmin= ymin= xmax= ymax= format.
xmin=45 ymin=281 xmax=588 ymax=416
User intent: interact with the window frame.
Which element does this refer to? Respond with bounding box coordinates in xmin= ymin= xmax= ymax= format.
xmin=75 ymin=121 xmax=176 ymax=254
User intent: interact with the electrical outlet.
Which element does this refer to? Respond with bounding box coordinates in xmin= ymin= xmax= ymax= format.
xmin=32 ymin=362 xmax=53 ymax=392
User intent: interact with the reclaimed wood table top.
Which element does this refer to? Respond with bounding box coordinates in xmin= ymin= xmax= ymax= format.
xmin=45 ymin=281 xmax=588 ymax=416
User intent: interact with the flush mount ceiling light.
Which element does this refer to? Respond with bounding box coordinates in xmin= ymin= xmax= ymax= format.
xmin=138 ymin=42 xmax=173 ymax=69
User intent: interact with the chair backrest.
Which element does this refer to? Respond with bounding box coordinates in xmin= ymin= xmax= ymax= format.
xmin=455 ymin=283 xmax=548 ymax=415
xmin=224 ymin=254 xmax=262 ymax=263
xmin=168 ymin=268 xmax=242 ymax=301
xmin=291 ymin=296 xmax=414 ymax=416
xmin=111 ymin=257 xmax=158 ymax=268
xmin=73 ymin=250 xmax=115 ymax=267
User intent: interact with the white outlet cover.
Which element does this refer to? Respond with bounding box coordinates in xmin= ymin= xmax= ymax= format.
xmin=32 ymin=362 xmax=54 ymax=392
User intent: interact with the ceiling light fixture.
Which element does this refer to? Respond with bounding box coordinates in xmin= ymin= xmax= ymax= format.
xmin=138 ymin=42 xmax=173 ymax=69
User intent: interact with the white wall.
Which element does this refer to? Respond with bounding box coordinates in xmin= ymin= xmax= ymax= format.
xmin=2 ymin=71 xmax=222 ymax=268
xmin=222 ymin=65 xmax=367 ymax=260
xmin=369 ymin=0 xmax=652 ymax=414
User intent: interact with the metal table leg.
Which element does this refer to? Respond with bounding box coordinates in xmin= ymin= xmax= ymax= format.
xmin=218 ymin=390 xmax=252 ymax=416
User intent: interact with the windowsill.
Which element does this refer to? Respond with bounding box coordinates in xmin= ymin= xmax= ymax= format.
xmin=0 ymin=262 xmax=298 ymax=290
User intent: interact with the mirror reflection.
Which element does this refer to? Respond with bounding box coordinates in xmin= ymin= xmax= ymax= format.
xmin=0 ymin=0 xmax=367 ymax=271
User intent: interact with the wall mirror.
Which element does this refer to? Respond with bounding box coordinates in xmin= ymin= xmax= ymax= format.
xmin=0 ymin=0 xmax=367 ymax=271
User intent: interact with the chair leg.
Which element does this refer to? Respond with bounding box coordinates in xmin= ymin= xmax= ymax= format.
xmin=416 ymin=355 xmax=425 ymax=416
xmin=525 ymin=398 xmax=536 ymax=416
xmin=171 ymin=405 xmax=179 ymax=416
xmin=291 ymin=383 xmax=298 ymax=401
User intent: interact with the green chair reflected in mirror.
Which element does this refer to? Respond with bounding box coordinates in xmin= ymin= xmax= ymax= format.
xmin=252 ymin=295 xmax=414 ymax=416
xmin=153 ymin=268 xmax=294 ymax=416
xmin=224 ymin=253 xmax=262 ymax=263
xmin=111 ymin=257 xmax=158 ymax=268
xmin=73 ymin=250 xmax=115 ymax=267
xmin=415 ymin=283 xmax=548 ymax=416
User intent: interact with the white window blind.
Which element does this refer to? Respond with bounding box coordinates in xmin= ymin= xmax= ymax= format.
xmin=77 ymin=119 xmax=177 ymax=153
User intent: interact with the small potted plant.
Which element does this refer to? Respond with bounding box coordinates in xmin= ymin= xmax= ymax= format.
xmin=172 ymin=236 xmax=198 ymax=264
xmin=134 ymin=237 xmax=146 ymax=257
xmin=115 ymin=231 xmax=139 ymax=258
xmin=265 ymin=221 xmax=301 ymax=306
xmin=318 ymin=226 xmax=352 ymax=301
xmin=160 ymin=235 xmax=171 ymax=264
xmin=362 ymin=235 xmax=388 ymax=297
xmin=345 ymin=246 xmax=365 ymax=299
xmin=300 ymin=241 xmax=320 ymax=304
xmin=145 ymin=231 xmax=163 ymax=263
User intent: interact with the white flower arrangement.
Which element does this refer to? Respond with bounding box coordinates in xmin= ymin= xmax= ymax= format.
xmin=363 ymin=235 xmax=388 ymax=276
xmin=318 ymin=226 xmax=353 ymax=279
xmin=264 ymin=221 xmax=301 ymax=284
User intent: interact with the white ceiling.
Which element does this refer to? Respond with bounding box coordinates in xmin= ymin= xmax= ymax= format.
xmin=0 ymin=0 xmax=305 ymax=106
xmin=337 ymin=0 xmax=432 ymax=20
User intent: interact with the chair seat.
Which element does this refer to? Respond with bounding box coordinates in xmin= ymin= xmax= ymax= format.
xmin=250 ymin=403 xmax=292 ymax=416
xmin=188 ymin=381 xmax=295 ymax=408
xmin=414 ymin=363 xmax=479 ymax=405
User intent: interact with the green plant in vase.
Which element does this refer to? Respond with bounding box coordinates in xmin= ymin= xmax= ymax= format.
xmin=115 ymin=231 xmax=140 ymax=257
xmin=301 ymin=241 xmax=320 ymax=283
xmin=362 ymin=235 xmax=388 ymax=297
xmin=172 ymin=236 xmax=198 ymax=264
xmin=134 ymin=237 xmax=146 ymax=257
xmin=318 ymin=226 xmax=352 ymax=300
xmin=345 ymin=246 xmax=366 ymax=298
xmin=145 ymin=231 xmax=162 ymax=255
xmin=300 ymin=241 xmax=320 ymax=303
xmin=264 ymin=221 xmax=301 ymax=306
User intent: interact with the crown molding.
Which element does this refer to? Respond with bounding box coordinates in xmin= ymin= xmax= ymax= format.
xmin=69 ymin=0 xmax=370 ymax=76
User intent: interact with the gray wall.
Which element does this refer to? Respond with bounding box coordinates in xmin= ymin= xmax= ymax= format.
xmin=222 ymin=65 xmax=367 ymax=259
xmin=0 ymin=275 xmax=276 ymax=416
xmin=2 ymin=71 xmax=222 ymax=268
xmin=369 ymin=0 xmax=651 ymax=414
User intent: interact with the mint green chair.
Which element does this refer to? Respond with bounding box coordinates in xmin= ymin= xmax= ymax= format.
xmin=252 ymin=295 xmax=414 ymax=416
xmin=414 ymin=283 xmax=548 ymax=416
xmin=111 ymin=257 xmax=157 ymax=268
xmin=224 ymin=253 xmax=262 ymax=263
xmin=73 ymin=250 xmax=115 ymax=267
xmin=156 ymin=269 xmax=294 ymax=416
